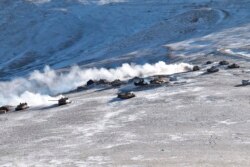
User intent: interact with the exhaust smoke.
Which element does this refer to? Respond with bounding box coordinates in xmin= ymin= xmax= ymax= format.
xmin=0 ymin=61 xmax=192 ymax=106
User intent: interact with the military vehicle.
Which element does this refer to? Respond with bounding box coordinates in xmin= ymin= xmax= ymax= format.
xmin=134 ymin=78 xmax=148 ymax=86
xmin=192 ymin=65 xmax=200 ymax=71
xmin=117 ymin=92 xmax=135 ymax=99
xmin=242 ymin=80 xmax=250 ymax=86
xmin=58 ymin=97 xmax=71 ymax=106
xmin=111 ymin=79 xmax=124 ymax=87
xmin=219 ymin=60 xmax=229 ymax=65
xmin=86 ymin=79 xmax=95 ymax=86
xmin=0 ymin=106 xmax=11 ymax=114
xmin=206 ymin=61 xmax=213 ymax=65
xmin=207 ymin=66 xmax=219 ymax=73
xmin=150 ymin=77 xmax=165 ymax=85
xmin=228 ymin=63 xmax=240 ymax=69
xmin=77 ymin=79 xmax=110 ymax=91
xmin=15 ymin=103 xmax=29 ymax=111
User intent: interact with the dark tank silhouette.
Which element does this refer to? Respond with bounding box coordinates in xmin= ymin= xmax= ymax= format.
xmin=58 ymin=97 xmax=71 ymax=106
xmin=0 ymin=105 xmax=11 ymax=114
xmin=15 ymin=103 xmax=29 ymax=111
xmin=117 ymin=92 xmax=135 ymax=99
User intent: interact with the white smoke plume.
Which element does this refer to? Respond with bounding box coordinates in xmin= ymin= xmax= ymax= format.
xmin=0 ymin=61 xmax=192 ymax=106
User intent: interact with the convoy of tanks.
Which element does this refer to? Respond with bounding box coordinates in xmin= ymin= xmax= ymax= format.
xmin=0 ymin=60 xmax=244 ymax=114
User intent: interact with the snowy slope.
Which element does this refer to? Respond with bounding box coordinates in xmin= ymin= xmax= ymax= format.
xmin=1 ymin=0 xmax=249 ymax=79
xmin=1 ymin=0 xmax=250 ymax=166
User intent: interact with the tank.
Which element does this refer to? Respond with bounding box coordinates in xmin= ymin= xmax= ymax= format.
xmin=111 ymin=79 xmax=124 ymax=87
xmin=15 ymin=103 xmax=29 ymax=111
xmin=117 ymin=92 xmax=135 ymax=99
xmin=86 ymin=79 xmax=95 ymax=86
xmin=242 ymin=80 xmax=250 ymax=86
xmin=207 ymin=66 xmax=219 ymax=73
xmin=193 ymin=66 xmax=200 ymax=71
xmin=219 ymin=60 xmax=229 ymax=65
xmin=150 ymin=77 xmax=165 ymax=85
xmin=58 ymin=97 xmax=71 ymax=106
xmin=134 ymin=78 xmax=148 ymax=86
xmin=206 ymin=61 xmax=213 ymax=65
xmin=228 ymin=63 xmax=240 ymax=69
xmin=0 ymin=105 xmax=11 ymax=114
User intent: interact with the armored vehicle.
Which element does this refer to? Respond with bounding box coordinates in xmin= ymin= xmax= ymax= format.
xmin=15 ymin=103 xmax=29 ymax=111
xmin=58 ymin=97 xmax=71 ymax=106
xmin=117 ymin=92 xmax=135 ymax=99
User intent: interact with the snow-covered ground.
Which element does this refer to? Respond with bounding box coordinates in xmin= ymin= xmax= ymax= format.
xmin=1 ymin=0 xmax=250 ymax=166
xmin=1 ymin=59 xmax=250 ymax=166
